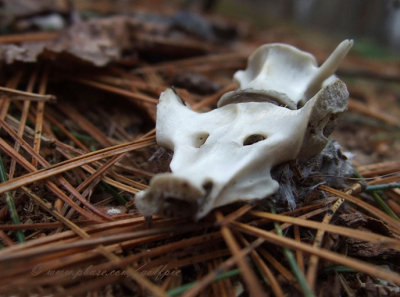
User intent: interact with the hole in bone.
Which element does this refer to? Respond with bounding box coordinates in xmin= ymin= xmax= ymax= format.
xmin=297 ymin=101 xmax=305 ymax=109
xmin=202 ymin=181 xmax=213 ymax=196
xmin=243 ymin=134 xmax=266 ymax=146
xmin=193 ymin=132 xmax=209 ymax=148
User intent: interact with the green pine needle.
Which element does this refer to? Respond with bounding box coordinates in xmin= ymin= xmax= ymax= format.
xmin=99 ymin=182 xmax=128 ymax=205
xmin=272 ymin=207 xmax=314 ymax=297
xmin=354 ymin=171 xmax=400 ymax=221
xmin=167 ymin=268 xmax=240 ymax=296
xmin=0 ymin=154 xmax=25 ymax=243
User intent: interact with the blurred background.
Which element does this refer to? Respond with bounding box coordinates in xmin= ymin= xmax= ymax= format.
xmin=215 ymin=0 xmax=400 ymax=51
xmin=1 ymin=0 xmax=400 ymax=53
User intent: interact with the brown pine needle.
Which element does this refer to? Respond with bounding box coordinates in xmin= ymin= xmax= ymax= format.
xmin=19 ymin=187 xmax=167 ymax=297
xmin=293 ymin=226 xmax=305 ymax=274
xmin=215 ymin=211 xmax=266 ymax=297
xmin=132 ymin=52 xmax=246 ymax=74
xmin=45 ymin=111 xmax=90 ymax=151
xmin=217 ymin=204 xmax=253 ymax=225
xmin=250 ymin=211 xmax=400 ymax=249
xmin=237 ymin=233 xmax=285 ymax=297
xmin=357 ymin=160 xmax=400 ymax=177
xmin=0 ymin=86 xmax=55 ymax=102
xmin=8 ymin=69 xmax=39 ymax=179
xmin=75 ymin=154 xmax=126 ymax=194
xmin=69 ymin=231 xmax=221 ymax=278
xmin=348 ymin=98 xmax=400 ymax=128
xmin=232 ymin=222 xmax=400 ymax=285
xmin=192 ymin=83 xmax=237 ymax=110
xmin=257 ymin=248 xmax=295 ymax=283
xmin=109 ymin=172 xmax=148 ymax=190
xmin=69 ymin=77 xmax=159 ymax=105
xmin=0 ymin=72 xmax=23 ymax=119
xmin=32 ymin=68 xmax=49 ymax=167
xmin=0 ymin=224 xmax=202 ymax=263
xmin=57 ymin=149 xmax=142 ymax=194
xmin=320 ymin=185 xmax=400 ymax=234
xmin=0 ymin=132 xmax=111 ymax=221
xmin=305 ymin=182 xmax=362 ymax=290
xmin=0 ymin=32 xmax=57 ymax=43
xmin=0 ymin=216 xmax=151 ymax=257
xmin=0 ymin=126 xmax=155 ymax=194
xmin=182 ymin=238 xmax=265 ymax=297
xmin=0 ymin=230 xmax=15 ymax=247
xmin=59 ymin=103 xmax=115 ymax=147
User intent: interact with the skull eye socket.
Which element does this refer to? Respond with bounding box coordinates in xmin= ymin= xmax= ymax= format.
xmin=243 ymin=134 xmax=266 ymax=146
xmin=194 ymin=133 xmax=209 ymax=148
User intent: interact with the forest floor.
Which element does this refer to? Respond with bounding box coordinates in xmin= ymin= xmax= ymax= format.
xmin=0 ymin=1 xmax=399 ymax=296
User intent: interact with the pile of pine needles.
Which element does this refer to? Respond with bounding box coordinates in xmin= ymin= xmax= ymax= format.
xmin=0 ymin=2 xmax=400 ymax=297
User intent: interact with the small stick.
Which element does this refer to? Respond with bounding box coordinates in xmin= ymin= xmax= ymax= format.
xmin=0 ymin=86 xmax=56 ymax=102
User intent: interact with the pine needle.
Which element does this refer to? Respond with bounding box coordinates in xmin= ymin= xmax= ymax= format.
xmin=354 ymin=170 xmax=400 ymax=221
xmin=271 ymin=208 xmax=314 ymax=297
xmin=366 ymin=183 xmax=400 ymax=192
xmin=167 ymin=269 xmax=240 ymax=297
xmin=0 ymin=153 xmax=25 ymax=243
xmin=99 ymin=182 xmax=128 ymax=204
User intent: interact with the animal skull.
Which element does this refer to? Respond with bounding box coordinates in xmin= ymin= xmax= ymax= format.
xmin=135 ymin=40 xmax=352 ymax=219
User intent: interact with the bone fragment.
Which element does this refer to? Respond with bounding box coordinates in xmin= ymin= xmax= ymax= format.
xmin=135 ymin=40 xmax=352 ymax=219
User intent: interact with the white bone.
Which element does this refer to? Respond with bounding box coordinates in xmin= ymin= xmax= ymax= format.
xmin=218 ymin=40 xmax=353 ymax=109
xmin=135 ymin=41 xmax=352 ymax=219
